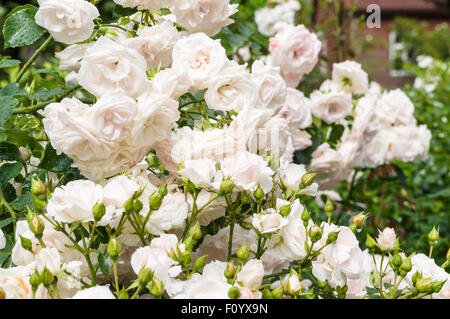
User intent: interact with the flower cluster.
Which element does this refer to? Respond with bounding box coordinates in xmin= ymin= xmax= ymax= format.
xmin=0 ymin=0 xmax=446 ymax=300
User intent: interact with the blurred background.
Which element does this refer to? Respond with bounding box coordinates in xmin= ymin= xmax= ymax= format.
xmin=1 ymin=0 xmax=449 ymax=262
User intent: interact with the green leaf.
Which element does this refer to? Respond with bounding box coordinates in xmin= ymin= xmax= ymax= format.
xmin=97 ymin=252 xmax=109 ymax=279
xmin=0 ymin=142 xmax=21 ymax=161
xmin=0 ymin=83 xmax=28 ymax=97
xmin=0 ymin=96 xmax=19 ymax=126
xmin=10 ymin=192 xmax=33 ymax=212
xmin=0 ymin=162 xmax=23 ymax=184
xmin=328 ymin=124 xmax=345 ymax=145
xmin=0 ymin=58 xmax=21 ymax=69
xmin=38 ymin=143 xmax=73 ymax=173
xmin=2 ymin=5 xmax=46 ymax=49
xmin=29 ymin=88 xmax=64 ymax=101
xmin=0 ymin=217 xmax=13 ymax=229
xmin=113 ymin=4 xmax=137 ymax=18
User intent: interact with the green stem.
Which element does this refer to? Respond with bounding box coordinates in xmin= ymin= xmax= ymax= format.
xmin=0 ymin=185 xmax=16 ymax=234
xmin=15 ymin=35 xmax=53 ymax=83
xmin=113 ymin=260 xmax=120 ymax=297
xmin=131 ymin=286 xmax=143 ymax=299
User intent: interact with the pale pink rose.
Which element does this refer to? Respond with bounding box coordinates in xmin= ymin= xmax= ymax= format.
xmin=239 ymin=287 xmax=262 ymax=299
xmin=310 ymin=91 xmax=352 ymax=124
xmin=179 ymin=158 xmax=217 ymax=188
xmin=252 ymin=212 xmax=288 ymax=234
xmin=376 ymin=227 xmax=397 ymax=251
xmin=237 ymin=259 xmax=265 ymax=290
xmin=103 ymin=175 xmax=140 ymax=208
xmin=279 ymin=88 xmax=312 ymax=130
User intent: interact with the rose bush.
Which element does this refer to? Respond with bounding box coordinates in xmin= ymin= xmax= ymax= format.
xmin=0 ymin=0 xmax=447 ymax=300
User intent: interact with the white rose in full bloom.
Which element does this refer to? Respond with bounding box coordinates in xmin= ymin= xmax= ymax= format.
xmin=251 ymin=60 xmax=287 ymax=115
xmin=172 ymin=33 xmax=229 ymax=90
xmin=103 ymin=175 xmax=140 ymax=208
xmin=0 ymin=266 xmax=49 ymax=299
xmin=252 ymin=211 xmax=288 ymax=234
xmin=204 ymin=62 xmax=259 ymax=113
xmin=254 ymin=0 xmax=301 ymax=36
xmin=173 ymin=261 xmax=232 ymax=299
xmin=248 ymin=116 xmax=290 ymax=157
xmin=72 ymin=286 xmax=116 ymax=299
xmin=278 ymin=163 xmax=319 ymax=196
xmin=147 ymin=68 xmax=192 ymax=100
xmin=178 ymin=158 xmax=217 ymax=188
xmin=173 ymin=0 xmax=238 ymax=37
xmin=290 ymin=130 xmax=313 ymax=150
xmin=44 ymin=98 xmax=113 ymax=162
xmin=279 ymin=88 xmax=312 ymax=130
xmin=125 ymin=21 xmax=181 ymax=70
xmin=376 ymin=227 xmax=397 ymax=251
xmin=35 ymin=0 xmax=99 ymax=44
xmin=55 ymin=43 xmax=93 ymax=72
xmin=78 ymin=36 xmax=149 ymax=98
xmin=309 ymin=143 xmax=348 ymax=188
xmin=220 ymin=150 xmax=274 ymax=194
xmin=146 ymin=192 xmax=188 ymax=235
xmin=237 ymin=259 xmax=265 ymax=290
xmin=310 ymin=91 xmax=352 ymax=124
xmin=352 ymin=95 xmax=379 ymax=146
xmin=268 ymin=23 xmax=321 ymax=78
xmin=360 ymin=128 xmax=395 ymax=167
xmin=89 ymin=92 xmax=138 ymax=143
xmin=390 ymin=125 xmax=431 ymax=162
xmin=331 ymin=60 xmax=369 ymax=94
xmin=375 ymin=89 xmax=416 ymax=127
xmin=47 ymin=180 xmax=103 ymax=223
xmin=0 ymin=229 xmax=5 ymax=250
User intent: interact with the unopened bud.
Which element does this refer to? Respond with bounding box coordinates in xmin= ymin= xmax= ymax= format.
xmin=26 ymin=208 xmax=45 ymax=237
xmin=326 ymin=231 xmax=339 ymax=245
xmin=365 ymin=234 xmax=377 ymax=250
xmin=237 ymin=243 xmax=249 ymax=262
xmin=228 ymin=287 xmax=241 ymax=299
xmin=279 ymin=204 xmax=291 ymax=217
xmin=149 ymin=192 xmax=164 ymax=211
xmin=93 ymin=202 xmax=106 ymax=222
xmin=431 ymin=280 xmax=447 ymax=293
xmin=123 ymin=197 xmax=134 ymax=213
xmin=29 ymin=271 xmax=41 ymax=292
xmin=416 ymin=277 xmax=433 ymax=293
xmin=391 ymin=252 xmax=403 ymax=268
xmin=301 ymin=172 xmax=317 ymax=187
xmin=194 ymin=255 xmax=206 ymax=270
xmin=349 ymin=223 xmax=357 ymax=233
xmin=148 ymin=278 xmax=164 ymax=297
xmin=262 ymin=287 xmax=273 ymax=299
xmin=183 ymin=236 xmax=195 ymax=251
xmin=272 ymin=286 xmax=284 ymax=299
xmin=219 ymin=178 xmax=234 ymax=196
xmin=107 ymin=237 xmax=121 ymax=261
xmin=301 ymin=207 xmax=311 ymax=223
xmin=309 ymin=225 xmax=322 ymax=243
xmin=132 ymin=199 xmax=143 ymax=213
xmin=181 ymin=251 xmax=192 ymax=268
xmin=189 ymin=222 xmax=202 ymax=241
xmin=324 ymin=197 xmax=334 ymax=214
xmin=400 ymin=255 xmax=413 ymax=274
xmin=20 ymin=235 xmax=33 ymax=253
xmin=41 ymin=267 xmax=55 ymax=288
xmin=254 ymin=184 xmax=264 ymax=201
xmin=428 ymin=226 xmax=439 ymax=243
xmin=224 ymin=262 xmax=236 ymax=279
xmin=412 ymin=271 xmax=422 ymax=286
xmin=138 ymin=267 xmax=154 ymax=286
xmin=31 ymin=178 xmax=46 ymax=197
xmin=241 ymin=192 xmax=250 ymax=204
xmin=351 ymin=212 xmax=369 ymax=228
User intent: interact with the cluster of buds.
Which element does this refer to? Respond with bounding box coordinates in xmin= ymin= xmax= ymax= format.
xmin=29 ymin=266 xmax=56 ymax=294
xmin=410 ymin=271 xmax=446 ymax=296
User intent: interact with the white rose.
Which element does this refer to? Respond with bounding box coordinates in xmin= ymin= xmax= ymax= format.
xmin=331 ymin=60 xmax=369 ymax=94
xmin=390 ymin=125 xmax=431 ymax=162
xmin=290 ymin=129 xmax=313 ymax=150
xmin=178 ymin=158 xmax=217 ymax=188
xmin=0 ymin=266 xmax=49 ymax=299
xmin=310 ymin=90 xmax=352 ymax=124
xmin=309 ymin=143 xmax=348 ymax=188
xmin=173 ymin=0 xmax=238 ymax=37
xmin=269 ymin=23 xmax=321 ymax=77
xmin=375 ymin=89 xmax=416 ymax=127
xmin=254 ymin=0 xmax=301 ymax=36
xmin=172 ymin=33 xmax=228 ymax=90
xmin=237 ymin=259 xmax=265 ymax=290
xmin=125 ymin=21 xmax=181 ymax=70
xmin=89 ymin=92 xmax=138 ymax=142
xmin=47 ymin=180 xmax=103 ymax=223
xmin=55 ymin=43 xmax=93 ymax=72
xmin=72 ymin=286 xmax=116 ymax=299
xmin=103 ymin=175 xmax=140 ymax=208
xmin=248 ymin=116 xmax=290 ymax=157
xmin=376 ymin=227 xmax=397 ymax=251
xmin=35 ymin=0 xmax=99 ymax=44
xmin=78 ymin=36 xmax=149 ymax=98
xmin=0 ymin=229 xmax=5 ymax=250
xmin=205 ymin=61 xmax=258 ymax=113
xmin=361 ymin=129 xmax=396 ymax=167
xmin=279 ymin=88 xmax=312 ymax=130
xmin=251 ymin=60 xmax=287 ymax=115
xmin=220 ymin=150 xmax=274 ymax=194
xmin=146 ymin=192 xmax=188 ymax=235
xmin=148 ymin=68 xmax=192 ymax=100
xmin=252 ymin=211 xmax=288 ymax=234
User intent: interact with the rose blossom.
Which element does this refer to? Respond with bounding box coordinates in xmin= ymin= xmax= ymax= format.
xmin=103 ymin=175 xmax=140 ymax=208
xmin=376 ymin=227 xmax=397 ymax=251
xmin=46 ymin=180 xmax=103 ymax=223
xmin=310 ymin=91 xmax=352 ymax=124
xmin=178 ymin=158 xmax=217 ymax=188
xmin=279 ymin=88 xmax=312 ymax=130
xmin=331 ymin=60 xmax=369 ymax=94
xmin=268 ymin=23 xmax=321 ymax=80
xmin=78 ymin=36 xmax=149 ymax=98
xmin=172 ymin=33 xmax=229 ymax=90
xmin=0 ymin=266 xmax=49 ymax=299
xmin=237 ymin=259 xmax=265 ymax=290
xmin=251 ymin=211 xmax=288 ymax=234
xmin=125 ymin=21 xmax=181 ymax=70
xmin=72 ymin=286 xmax=116 ymax=299
xmin=35 ymin=0 xmax=99 ymax=44
xmin=375 ymin=89 xmax=416 ymax=127
xmin=55 ymin=43 xmax=93 ymax=72
xmin=220 ymin=150 xmax=274 ymax=194
xmin=278 ymin=163 xmax=319 ymax=196
xmin=146 ymin=192 xmax=188 ymax=235
xmin=173 ymin=0 xmax=238 ymax=37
